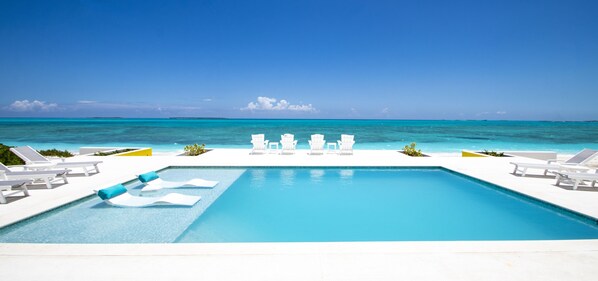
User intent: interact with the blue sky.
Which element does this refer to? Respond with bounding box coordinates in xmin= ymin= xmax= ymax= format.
xmin=0 ymin=0 xmax=597 ymax=120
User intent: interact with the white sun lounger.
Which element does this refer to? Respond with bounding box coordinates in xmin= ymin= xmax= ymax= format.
xmin=0 ymin=163 xmax=69 ymax=189
xmin=510 ymin=149 xmax=598 ymax=177
xmin=555 ymin=171 xmax=598 ymax=190
xmin=309 ymin=134 xmax=325 ymax=155
xmin=337 ymin=134 xmax=355 ymax=155
xmin=96 ymin=184 xmax=200 ymax=207
xmin=10 ymin=146 xmax=103 ymax=176
xmin=251 ymin=134 xmax=269 ymax=154
xmin=0 ymin=180 xmax=31 ymax=204
xmin=138 ymin=171 xmax=218 ymax=192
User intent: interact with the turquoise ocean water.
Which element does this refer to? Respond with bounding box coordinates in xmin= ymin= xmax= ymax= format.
xmin=0 ymin=118 xmax=596 ymax=153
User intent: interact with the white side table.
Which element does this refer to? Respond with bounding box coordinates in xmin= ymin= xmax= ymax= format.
xmin=327 ymin=142 xmax=337 ymax=154
xmin=268 ymin=142 xmax=279 ymax=154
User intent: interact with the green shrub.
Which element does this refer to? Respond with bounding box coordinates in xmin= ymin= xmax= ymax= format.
xmin=0 ymin=143 xmax=25 ymax=165
xmin=39 ymin=148 xmax=74 ymax=158
xmin=481 ymin=150 xmax=505 ymax=157
xmin=93 ymin=148 xmax=135 ymax=156
xmin=403 ymin=142 xmax=424 ymax=157
xmin=184 ymin=143 xmax=207 ymax=156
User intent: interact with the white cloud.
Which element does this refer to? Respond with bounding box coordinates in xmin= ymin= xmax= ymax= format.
xmin=203 ymin=98 xmax=213 ymax=102
xmin=77 ymin=100 xmax=97 ymax=104
xmin=242 ymin=96 xmax=315 ymax=112
xmin=477 ymin=111 xmax=507 ymax=116
xmin=381 ymin=107 xmax=389 ymax=114
xmin=8 ymin=100 xmax=58 ymax=112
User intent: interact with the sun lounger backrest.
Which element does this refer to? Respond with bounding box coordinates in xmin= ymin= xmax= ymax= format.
xmin=0 ymin=163 xmax=10 ymax=172
xmin=341 ymin=134 xmax=354 ymax=142
xmin=11 ymin=146 xmax=49 ymax=163
xmin=252 ymin=134 xmax=264 ymax=141
xmin=565 ymin=149 xmax=598 ymax=165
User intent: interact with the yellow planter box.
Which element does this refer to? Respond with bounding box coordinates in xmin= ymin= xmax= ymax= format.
xmin=461 ymin=150 xmax=489 ymax=157
xmin=114 ymin=148 xmax=152 ymax=156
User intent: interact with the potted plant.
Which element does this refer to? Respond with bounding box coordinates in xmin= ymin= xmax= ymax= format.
xmin=400 ymin=142 xmax=429 ymax=157
xmin=183 ymin=143 xmax=209 ymax=156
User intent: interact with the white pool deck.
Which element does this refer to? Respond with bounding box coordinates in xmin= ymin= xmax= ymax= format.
xmin=2 ymin=149 xmax=598 ymax=280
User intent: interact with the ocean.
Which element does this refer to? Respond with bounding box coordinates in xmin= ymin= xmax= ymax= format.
xmin=0 ymin=118 xmax=596 ymax=153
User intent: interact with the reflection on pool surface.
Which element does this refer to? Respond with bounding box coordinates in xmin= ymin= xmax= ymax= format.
xmin=2 ymin=167 xmax=598 ymax=243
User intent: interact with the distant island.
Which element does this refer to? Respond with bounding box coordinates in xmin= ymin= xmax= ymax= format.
xmin=169 ymin=117 xmax=228 ymax=120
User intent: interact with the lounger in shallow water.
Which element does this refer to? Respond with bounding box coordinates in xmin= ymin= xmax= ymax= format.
xmin=96 ymin=184 xmax=200 ymax=207
xmin=137 ymin=171 xmax=218 ymax=192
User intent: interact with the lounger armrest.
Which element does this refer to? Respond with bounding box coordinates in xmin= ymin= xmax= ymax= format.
xmin=5 ymin=164 xmax=27 ymax=170
xmin=24 ymin=163 xmax=55 ymax=169
xmin=547 ymin=159 xmax=558 ymax=164
xmin=29 ymin=161 xmax=51 ymax=164
xmin=559 ymin=164 xmax=590 ymax=172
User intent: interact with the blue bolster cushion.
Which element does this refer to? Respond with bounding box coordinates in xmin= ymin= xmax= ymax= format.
xmin=138 ymin=171 xmax=160 ymax=183
xmin=97 ymin=184 xmax=127 ymax=200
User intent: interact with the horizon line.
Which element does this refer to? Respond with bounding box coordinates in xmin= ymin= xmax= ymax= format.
xmin=0 ymin=117 xmax=596 ymax=122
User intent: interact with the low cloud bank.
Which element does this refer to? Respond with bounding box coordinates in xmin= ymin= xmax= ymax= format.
xmin=242 ymin=96 xmax=315 ymax=112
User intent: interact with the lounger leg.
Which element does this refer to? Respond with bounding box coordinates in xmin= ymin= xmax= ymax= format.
xmin=62 ymin=174 xmax=69 ymax=184
xmin=522 ymin=168 xmax=528 ymax=177
xmin=0 ymin=192 xmax=6 ymax=204
xmin=556 ymin=175 xmax=562 ymax=186
xmin=21 ymin=183 xmax=29 ymax=196
xmin=94 ymin=164 xmax=100 ymax=173
xmin=573 ymin=180 xmax=580 ymax=190
xmin=44 ymin=178 xmax=52 ymax=189
xmin=543 ymin=169 xmax=548 ymax=176
xmin=83 ymin=167 xmax=89 ymax=176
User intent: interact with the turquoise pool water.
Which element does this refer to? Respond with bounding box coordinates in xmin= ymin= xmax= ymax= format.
xmin=1 ymin=167 xmax=598 ymax=243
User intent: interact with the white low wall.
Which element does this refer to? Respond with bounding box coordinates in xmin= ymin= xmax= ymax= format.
xmin=503 ymin=151 xmax=557 ymax=161
xmin=79 ymin=147 xmax=122 ymax=155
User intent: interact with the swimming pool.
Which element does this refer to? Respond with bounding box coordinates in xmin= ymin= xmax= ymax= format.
xmin=1 ymin=167 xmax=598 ymax=243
